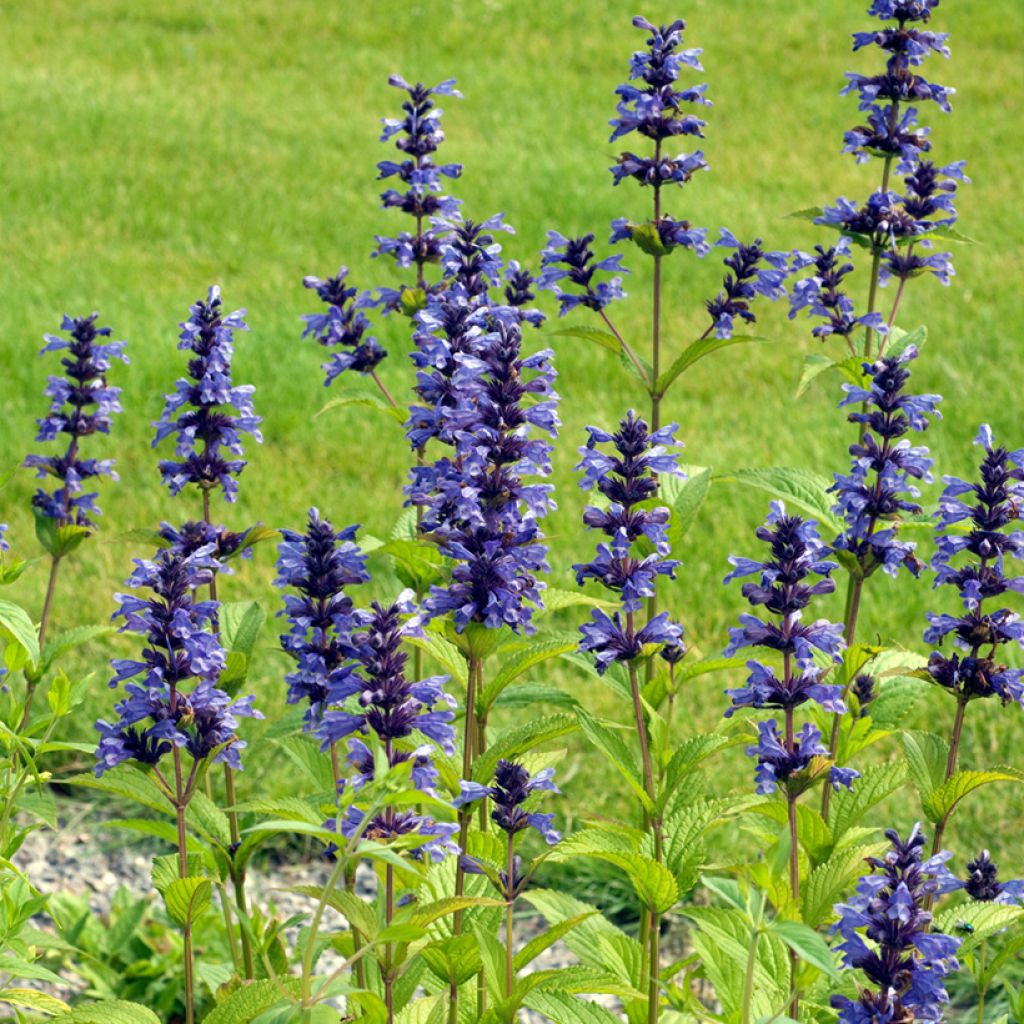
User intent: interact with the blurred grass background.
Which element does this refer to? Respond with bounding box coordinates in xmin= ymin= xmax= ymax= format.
xmin=1 ymin=0 xmax=1023 ymax=946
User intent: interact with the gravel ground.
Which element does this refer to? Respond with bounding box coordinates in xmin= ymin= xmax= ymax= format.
xmin=15 ymin=801 xmax=652 ymax=1023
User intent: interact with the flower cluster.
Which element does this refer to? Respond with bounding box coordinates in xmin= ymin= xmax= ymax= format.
xmin=275 ymin=509 xmax=370 ymax=722
xmin=832 ymin=824 xmax=960 ymax=1024
xmin=537 ymin=232 xmax=627 ymax=316
xmin=703 ymin=230 xmax=788 ymax=340
xmin=948 ymin=849 xmax=1024 ymax=906
xmin=831 ymin=344 xmax=941 ymax=579
xmin=454 ymin=759 xmax=561 ymax=845
xmin=95 ymin=544 xmax=261 ymax=776
xmin=924 ymin=425 xmax=1024 ymax=707
xmin=324 ymin=595 xmax=459 ymax=862
xmin=412 ymin=313 xmax=559 ymax=634
xmin=0 ymin=524 xmax=7 ymax=553
xmin=789 ymin=238 xmax=887 ymax=344
xmin=436 ymin=214 xmax=512 ymax=303
xmin=372 ymin=75 xmax=463 ymax=307
xmin=301 ymin=268 xmax=386 ymax=384
xmin=25 ymin=313 xmax=128 ymax=527
xmin=575 ymin=411 xmax=685 ymax=673
xmin=158 ymin=520 xmax=253 ymax=564
xmin=843 ymin=0 xmax=952 ymax=169
xmin=723 ymin=501 xmax=853 ymax=793
xmin=153 ymin=287 xmax=262 ymax=503
xmin=608 ymin=16 xmax=711 ymax=258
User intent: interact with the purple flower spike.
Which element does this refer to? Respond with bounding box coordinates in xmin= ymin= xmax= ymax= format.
xmin=831 ymin=344 xmax=940 ymax=580
xmin=453 ymin=760 xmax=561 ymax=845
xmin=537 ymin=232 xmax=628 ymax=316
xmin=95 ymin=542 xmax=262 ymax=777
xmin=831 ymin=824 xmax=960 ymax=1024
xmin=574 ymin=411 xmax=686 ymax=624
xmin=925 ymin=425 xmax=1024 ymax=709
xmin=153 ymin=287 xmax=262 ymax=503
xmin=942 ymin=849 xmax=1024 ymax=907
xmin=704 ymin=232 xmax=789 ymax=339
xmin=275 ymin=509 xmax=370 ymax=725
xmin=26 ymin=313 xmax=128 ymax=528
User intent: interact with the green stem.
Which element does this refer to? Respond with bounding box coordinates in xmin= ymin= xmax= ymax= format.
xmin=599 ymin=309 xmax=652 ymax=389
xmin=927 ymin=696 xmax=968 ymax=879
xmin=371 ymin=370 xmax=399 ymax=410
xmin=977 ymin=939 xmax=987 ymax=1024
xmin=505 ymin=831 xmax=516 ymax=999
xmin=20 ymin=555 xmax=63 ymax=732
xmin=173 ymin=748 xmax=195 ymax=1024
xmin=784 ymin=704 xmax=800 ymax=1018
xmin=740 ymin=926 xmax=760 ymax=1024
xmin=384 ymin=863 xmax=395 ymax=1024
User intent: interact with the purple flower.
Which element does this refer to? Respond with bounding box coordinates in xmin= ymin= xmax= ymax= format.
xmin=746 ymin=720 xmax=854 ymax=796
xmin=301 ymin=268 xmax=386 ymax=383
xmin=574 ymin=412 xmax=685 ymax=614
xmin=95 ymin=543 xmax=261 ymax=776
xmin=831 ymin=824 xmax=960 ymax=1024
xmin=152 ymin=287 xmax=262 ymax=503
xmin=0 ymin=524 xmax=8 ymax=553
xmin=414 ymin=316 xmax=559 ymax=635
xmin=579 ymin=609 xmax=682 ymax=675
xmin=610 ymin=214 xmax=709 ymax=256
xmin=703 ymin=230 xmax=789 ymax=339
xmin=453 ymin=759 xmax=561 ymax=845
xmin=372 ymin=74 xmax=463 ymax=303
xmin=334 ymin=805 xmax=460 ymax=863
xmin=831 ymin=344 xmax=940 ymax=579
xmin=537 ymin=232 xmax=628 ymax=316
xmin=925 ymin=425 xmax=1024 ymax=708
xmin=275 ymin=509 xmax=370 ymax=723
xmin=26 ymin=313 xmax=128 ymax=528
xmin=942 ymin=849 xmax=1024 ymax=907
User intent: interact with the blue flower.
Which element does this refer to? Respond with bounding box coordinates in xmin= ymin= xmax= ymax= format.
xmin=579 ymin=609 xmax=683 ymax=675
xmin=537 ymin=232 xmax=628 ymax=316
xmin=152 ymin=287 xmax=262 ymax=503
xmin=453 ymin=759 xmax=561 ymax=845
xmin=25 ymin=313 xmax=128 ymax=527
xmin=95 ymin=543 xmax=262 ymax=776
xmin=301 ymin=268 xmax=386 ymax=383
xmin=334 ymin=805 xmax=460 ymax=863
xmin=275 ymin=509 xmax=370 ymax=723
xmin=746 ymin=720 xmax=856 ymax=796
xmin=945 ymin=849 xmax=1024 ymax=907
xmin=925 ymin=425 xmax=1024 ymax=707
xmin=832 ymin=824 xmax=960 ymax=1024
xmin=831 ymin=344 xmax=940 ymax=579
xmin=704 ymin=231 xmax=789 ymax=339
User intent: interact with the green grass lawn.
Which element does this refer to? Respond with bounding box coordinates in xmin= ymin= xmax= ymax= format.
xmin=2 ymin=0 xmax=1023 ymax=916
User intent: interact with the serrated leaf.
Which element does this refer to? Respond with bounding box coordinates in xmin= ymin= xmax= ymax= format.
xmin=801 ymin=844 xmax=884 ymax=927
xmin=405 ymin=629 xmax=467 ymax=686
xmin=5 ymin=988 xmax=71 ymax=1014
xmin=828 ymin=761 xmax=908 ymax=842
xmin=664 ymin=467 xmax=711 ymax=547
xmin=715 ymin=466 xmax=841 ymax=532
xmin=771 ymin=919 xmax=841 ymax=980
xmin=573 ymin=710 xmax=649 ymax=811
xmin=411 ymin=895 xmax=504 ymax=927
xmin=220 ymin=601 xmax=265 ymax=658
xmin=523 ymin=991 xmax=622 ymax=1024
xmin=588 ymin=852 xmax=678 ymax=912
xmin=549 ymin=325 xmax=621 ymax=353
xmin=0 ymin=955 xmax=65 ymax=985
xmin=200 ymin=979 xmax=301 ymax=1024
xmin=66 ymin=764 xmax=169 ymax=814
xmin=187 ymin=789 xmax=232 ymax=847
xmin=900 ymin=731 xmax=949 ymax=803
xmin=923 ymin=767 xmax=1024 ymax=825
xmin=0 ymin=597 xmax=41 ymax=668
xmin=934 ymin=901 xmax=1024 ymax=956
xmin=33 ymin=510 xmax=91 ymax=559
xmin=39 ymin=623 xmax=115 ymax=675
xmin=473 ymin=713 xmax=577 ymax=782
xmin=656 ymin=335 xmax=773 ymax=396
xmin=513 ymin=912 xmax=596 ymax=972
xmin=796 ymin=353 xmax=865 ymax=398
xmin=786 ymin=206 xmax=824 ymax=222
xmin=479 ymin=633 xmax=579 ymax=709
xmin=868 ymin=674 xmax=928 ymax=728
xmin=164 ymin=876 xmax=212 ymax=927
xmin=50 ymin=1001 xmax=162 ymax=1023
xmin=541 ymin=587 xmax=617 ymax=613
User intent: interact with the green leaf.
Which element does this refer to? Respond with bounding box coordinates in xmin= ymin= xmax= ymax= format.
xmin=923 ymin=767 xmax=1024 ymax=825
xmin=513 ymin=912 xmax=596 ymax=972
xmin=4 ymin=987 xmax=71 ymax=1014
xmin=376 ymin=538 xmax=446 ymax=592
xmin=522 ymin=991 xmax=622 ymax=1024
xmin=201 ymin=979 xmax=301 ymax=1024
xmin=187 ymin=789 xmax=233 ymax=847
xmin=656 ymin=335 xmax=773 ymax=396
xmin=0 ymin=955 xmax=66 ymax=985
xmin=163 ymin=876 xmax=213 ymax=928
xmin=770 ymin=920 xmax=841 ymax=980
xmin=802 ymin=844 xmax=886 ymax=927
xmin=221 ymin=601 xmax=265 ymax=658
xmin=574 ymin=710 xmax=649 ymax=811
xmin=786 ymin=206 xmax=824 ymax=222
xmin=796 ymin=353 xmax=865 ymax=398
xmin=715 ymin=466 xmax=841 ymax=532
xmin=479 ymin=633 xmax=579 ymax=709
xmin=34 ymin=510 xmax=91 ymax=558
xmin=588 ymin=852 xmax=678 ymax=912
xmin=934 ymin=902 xmax=1024 ymax=957
xmin=549 ymin=325 xmax=621 ymax=354
xmin=868 ymin=675 xmax=928 ymax=729
xmin=661 ymin=467 xmax=711 ymax=547
xmin=473 ymin=713 xmax=577 ymax=783
xmin=0 ymin=597 xmax=41 ymax=668
xmin=316 ymin=387 xmax=406 ymax=424
xmin=900 ymin=731 xmax=949 ymax=804
xmin=50 ymin=1001 xmax=162 ymax=1023
xmin=66 ymin=764 xmax=169 ymax=813
xmin=628 ymin=221 xmax=671 ymax=257
xmin=405 ymin=629 xmax=468 ymax=686
xmin=411 ymin=895 xmax=504 ymax=927
xmin=39 ymin=623 xmax=115 ymax=675
xmin=828 ymin=761 xmax=908 ymax=842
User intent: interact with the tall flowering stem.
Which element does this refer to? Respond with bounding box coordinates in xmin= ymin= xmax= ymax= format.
xmin=832 ymin=824 xmax=960 ymax=1023
xmin=923 ymin=425 xmax=1024 ymax=862
xmin=23 ymin=313 xmax=127 ymax=723
xmin=95 ymin=543 xmax=261 ymax=1023
xmin=723 ymin=502 xmax=853 ymax=1013
xmin=815 ymin=0 xmax=963 ymax=359
xmin=575 ymin=411 xmax=685 ymax=1023
xmin=821 ymin=344 xmax=941 ymax=814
